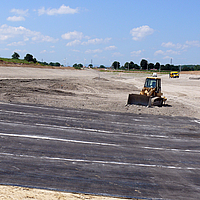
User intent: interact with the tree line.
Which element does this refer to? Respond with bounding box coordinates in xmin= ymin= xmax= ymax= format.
xmin=11 ymin=52 xmax=200 ymax=71
xmin=111 ymin=59 xmax=200 ymax=71
xmin=11 ymin=52 xmax=61 ymax=67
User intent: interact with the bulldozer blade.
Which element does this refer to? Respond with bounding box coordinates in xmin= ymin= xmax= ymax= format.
xmin=127 ymin=94 xmax=151 ymax=106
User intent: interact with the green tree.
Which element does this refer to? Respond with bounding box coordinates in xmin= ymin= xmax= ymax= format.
xmin=164 ymin=64 xmax=171 ymax=70
xmin=171 ymin=65 xmax=179 ymax=71
xmin=12 ymin=52 xmax=20 ymax=59
xmin=39 ymin=61 xmax=48 ymax=66
xmin=120 ymin=65 xmax=125 ymax=70
xmin=73 ymin=63 xmax=83 ymax=69
xmin=182 ymin=66 xmax=190 ymax=71
xmin=155 ymin=62 xmax=160 ymax=70
xmin=182 ymin=65 xmax=194 ymax=71
xmin=78 ymin=63 xmax=83 ymax=68
xmin=99 ymin=65 xmax=106 ymax=68
xmin=133 ymin=63 xmax=140 ymax=69
xmin=49 ymin=62 xmax=61 ymax=66
xmin=124 ymin=61 xmax=140 ymax=70
xmin=33 ymin=58 xmax=37 ymax=63
xmin=112 ymin=61 xmax=120 ymax=70
xmin=161 ymin=64 xmax=179 ymax=71
xmin=148 ymin=63 xmax=154 ymax=70
xmin=124 ymin=62 xmax=129 ymax=70
xmin=129 ymin=61 xmax=135 ymax=70
xmin=88 ymin=64 xmax=93 ymax=68
xmin=24 ymin=54 xmax=34 ymax=62
xmin=140 ymin=59 xmax=148 ymax=70
xmin=43 ymin=62 xmax=48 ymax=66
xmin=73 ymin=63 xmax=78 ymax=68
xmin=194 ymin=65 xmax=200 ymax=71
xmin=24 ymin=54 xmax=37 ymax=63
xmin=55 ymin=62 xmax=61 ymax=66
xmin=160 ymin=65 xmax=164 ymax=70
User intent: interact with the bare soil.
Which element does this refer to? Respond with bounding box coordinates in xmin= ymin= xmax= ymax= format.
xmin=0 ymin=66 xmax=200 ymax=119
xmin=0 ymin=65 xmax=200 ymax=199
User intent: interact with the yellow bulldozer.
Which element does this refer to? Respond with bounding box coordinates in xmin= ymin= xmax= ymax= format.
xmin=127 ymin=77 xmax=167 ymax=107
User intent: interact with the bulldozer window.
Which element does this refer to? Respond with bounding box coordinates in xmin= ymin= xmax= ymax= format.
xmin=144 ymin=78 xmax=156 ymax=88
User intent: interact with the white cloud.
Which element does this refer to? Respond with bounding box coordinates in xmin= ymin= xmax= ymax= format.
xmin=40 ymin=50 xmax=47 ymax=53
xmin=162 ymin=40 xmax=200 ymax=50
xmin=163 ymin=56 xmax=171 ymax=60
xmin=72 ymin=49 xmax=80 ymax=52
xmin=166 ymin=49 xmax=180 ymax=55
xmin=32 ymin=35 xmax=58 ymax=43
xmin=38 ymin=4 xmax=78 ymax=16
xmin=0 ymin=35 xmax=9 ymax=40
xmin=155 ymin=40 xmax=200 ymax=58
xmin=13 ymin=49 xmax=26 ymax=53
xmin=112 ymin=52 xmax=123 ymax=57
xmin=85 ymin=49 xmax=102 ymax=54
xmin=0 ymin=24 xmax=28 ymax=40
xmin=0 ymin=47 xmax=9 ymax=51
xmin=154 ymin=50 xmax=165 ymax=55
xmin=131 ymin=50 xmax=142 ymax=57
xmin=82 ymin=38 xmax=111 ymax=45
xmin=10 ymin=8 xmax=29 ymax=16
xmin=162 ymin=42 xmax=182 ymax=49
xmin=7 ymin=9 xmax=29 ymax=22
xmin=62 ymin=31 xmax=83 ymax=40
xmin=40 ymin=50 xmax=55 ymax=54
xmin=162 ymin=42 xmax=176 ymax=48
xmin=154 ymin=49 xmax=180 ymax=56
xmin=0 ymin=24 xmax=58 ymax=43
xmin=24 ymin=37 xmax=29 ymax=42
xmin=182 ymin=44 xmax=189 ymax=49
xmin=7 ymin=16 xmax=25 ymax=22
xmin=7 ymin=41 xmax=26 ymax=46
xmin=104 ymin=45 xmax=117 ymax=50
xmin=130 ymin=25 xmax=154 ymax=41
xmin=62 ymin=31 xmax=111 ymax=47
xmin=66 ymin=40 xmax=81 ymax=46
xmin=186 ymin=40 xmax=200 ymax=47
xmin=82 ymin=38 xmax=103 ymax=45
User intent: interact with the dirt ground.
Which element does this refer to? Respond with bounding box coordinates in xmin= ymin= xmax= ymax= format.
xmin=0 ymin=66 xmax=200 ymax=119
xmin=0 ymin=185 xmax=131 ymax=200
xmin=0 ymin=65 xmax=200 ymax=199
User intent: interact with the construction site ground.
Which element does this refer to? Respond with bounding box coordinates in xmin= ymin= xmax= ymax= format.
xmin=0 ymin=65 xmax=200 ymax=200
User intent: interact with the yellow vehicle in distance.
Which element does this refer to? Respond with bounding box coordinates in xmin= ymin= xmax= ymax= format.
xmin=169 ymin=71 xmax=179 ymax=78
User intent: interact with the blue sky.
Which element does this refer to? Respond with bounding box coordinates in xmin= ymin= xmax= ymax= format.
xmin=0 ymin=0 xmax=200 ymax=66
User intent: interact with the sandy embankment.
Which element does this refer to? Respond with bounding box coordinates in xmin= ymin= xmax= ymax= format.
xmin=0 ymin=185 xmax=131 ymax=200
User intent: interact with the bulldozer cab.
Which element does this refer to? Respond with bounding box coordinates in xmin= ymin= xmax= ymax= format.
xmin=144 ymin=77 xmax=161 ymax=93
